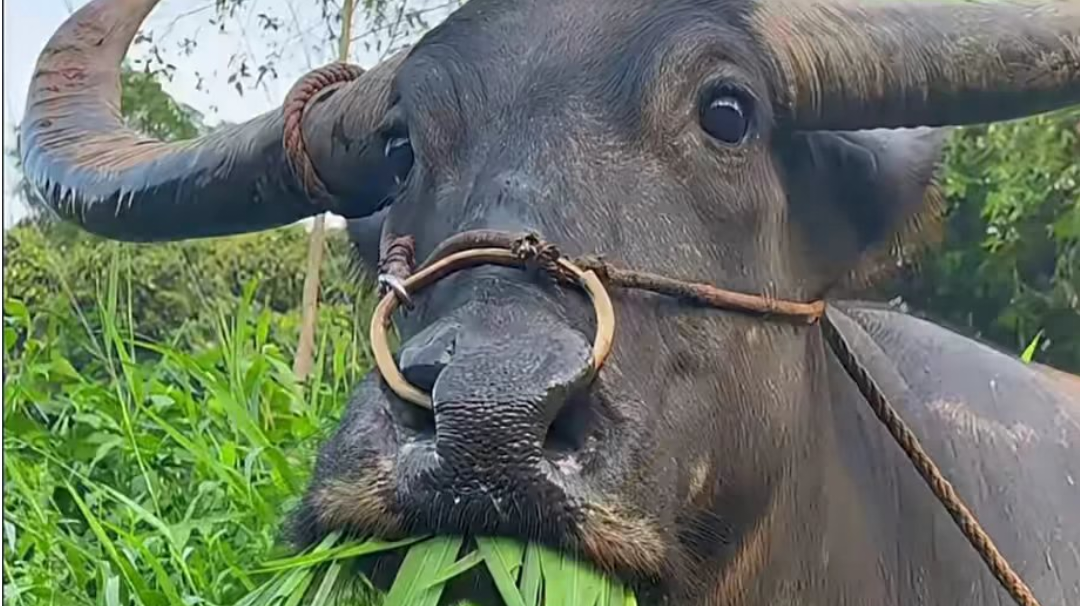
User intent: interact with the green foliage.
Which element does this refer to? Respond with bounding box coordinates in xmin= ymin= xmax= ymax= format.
xmin=240 ymin=532 xmax=637 ymax=606
xmin=2 ymin=255 xmax=372 ymax=605
xmin=2 ymin=212 xmax=641 ymax=606
xmin=4 ymin=219 xmax=373 ymax=358
xmin=119 ymin=66 xmax=205 ymax=141
xmin=889 ymin=109 xmax=1080 ymax=372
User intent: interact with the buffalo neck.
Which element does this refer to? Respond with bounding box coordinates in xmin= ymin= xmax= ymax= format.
xmin=682 ymin=325 xmax=895 ymax=606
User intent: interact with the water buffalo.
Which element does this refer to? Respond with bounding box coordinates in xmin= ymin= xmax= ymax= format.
xmin=20 ymin=0 xmax=1080 ymax=603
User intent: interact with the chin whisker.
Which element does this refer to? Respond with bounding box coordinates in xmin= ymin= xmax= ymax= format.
xmin=576 ymin=501 xmax=667 ymax=580
xmin=308 ymin=457 xmax=404 ymax=538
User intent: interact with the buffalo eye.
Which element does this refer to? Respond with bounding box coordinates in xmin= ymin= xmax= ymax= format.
xmin=384 ymin=135 xmax=414 ymax=185
xmin=701 ymin=90 xmax=751 ymax=145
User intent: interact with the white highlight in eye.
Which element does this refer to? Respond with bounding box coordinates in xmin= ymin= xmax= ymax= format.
xmin=384 ymin=136 xmax=410 ymax=157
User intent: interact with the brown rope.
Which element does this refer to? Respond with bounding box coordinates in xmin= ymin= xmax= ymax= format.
xmin=376 ymin=230 xmax=1043 ymax=606
xmin=820 ymin=316 xmax=1040 ymax=606
xmin=380 ymin=235 xmax=417 ymax=283
xmin=571 ymin=257 xmax=825 ymax=322
xmin=415 ymin=230 xmax=826 ymax=322
xmin=282 ymin=62 xmax=363 ymax=205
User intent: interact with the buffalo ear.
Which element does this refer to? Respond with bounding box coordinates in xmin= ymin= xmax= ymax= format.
xmin=781 ymin=127 xmax=950 ymax=292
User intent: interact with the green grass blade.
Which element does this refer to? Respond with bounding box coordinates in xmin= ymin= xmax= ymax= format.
xmin=606 ymin=581 xmax=626 ymax=606
xmin=476 ymin=537 xmax=527 ymax=606
xmin=91 ymin=480 xmax=186 ymax=554
xmin=598 ymin=580 xmax=610 ymax=606
xmin=258 ymin=535 xmax=426 ymax=572
xmin=538 ymin=545 xmax=565 ymax=606
xmin=103 ymin=571 xmax=121 ymax=606
xmin=112 ymin=523 xmax=186 ymax=606
xmin=266 ymin=568 xmax=310 ymax=606
xmin=236 ymin=536 xmax=343 ymax=606
xmin=422 ymin=550 xmax=484 ymax=588
xmin=1021 ymin=329 xmax=1044 ymax=363
xmin=308 ymin=562 xmax=343 ymax=606
xmin=63 ymin=482 xmax=154 ymax=604
xmin=281 ymin=569 xmax=316 ymax=606
xmin=235 ymin=574 xmax=289 ymax=606
xmin=573 ymin=554 xmax=606 ymax=606
xmin=535 ymin=544 xmax=612 ymax=606
xmin=384 ymin=535 xmax=464 ymax=606
xmin=519 ymin=544 xmax=543 ymax=606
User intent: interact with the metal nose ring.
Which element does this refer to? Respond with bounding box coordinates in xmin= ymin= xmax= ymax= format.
xmin=370 ymin=248 xmax=615 ymax=410
xmin=377 ymin=274 xmax=414 ymax=309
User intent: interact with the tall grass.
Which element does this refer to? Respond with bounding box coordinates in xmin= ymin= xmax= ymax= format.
xmin=3 ymin=243 xmax=374 ymax=605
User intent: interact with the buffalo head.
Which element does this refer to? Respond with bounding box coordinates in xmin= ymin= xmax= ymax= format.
xmin=21 ymin=0 xmax=1080 ymax=603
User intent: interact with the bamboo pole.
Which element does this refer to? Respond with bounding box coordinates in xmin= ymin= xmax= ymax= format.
xmin=293 ymin=0 xmax=358 ymax=380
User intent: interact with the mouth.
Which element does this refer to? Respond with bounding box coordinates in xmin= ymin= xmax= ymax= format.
xmin=301 ymin=381 xmax=668 ymax=587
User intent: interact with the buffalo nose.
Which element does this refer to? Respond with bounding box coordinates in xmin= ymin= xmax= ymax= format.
xmin=396 ymin=310 xmax=594 ymax=481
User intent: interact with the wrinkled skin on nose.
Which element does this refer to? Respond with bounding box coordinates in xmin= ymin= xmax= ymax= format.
xmin=391 ymin=266 xmax=597 ymax=493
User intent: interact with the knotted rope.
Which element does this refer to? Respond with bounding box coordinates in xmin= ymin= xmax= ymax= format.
xmin=282 ymin=62 xmax=364 ymax=206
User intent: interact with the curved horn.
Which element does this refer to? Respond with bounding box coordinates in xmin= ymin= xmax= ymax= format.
xmin=754 ymin=0 xmax=1080 ymax=130
xmin=20 ymin=0 xmax=401 ymax=242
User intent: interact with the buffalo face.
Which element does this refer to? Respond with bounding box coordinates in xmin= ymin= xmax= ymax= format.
xmin=294 ymin=2 xmax=827 ymax=592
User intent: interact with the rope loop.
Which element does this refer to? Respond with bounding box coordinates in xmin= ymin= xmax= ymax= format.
xmin=282 ymin=62 xmax=364 ymax=207
xmin=378 ymin=235 xmax=417 ymax=298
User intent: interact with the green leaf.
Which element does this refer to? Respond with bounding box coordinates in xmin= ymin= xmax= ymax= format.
xmin=281 ymin=569 xmax=316 ymax=606
xmin=270 ymin=568 xmax=311 ymax=605
xmin=476 ymin=537 xmax=527 ymax=606
xmin=519 ymin=544 xmax=543 ymax=606
xmin=103 ymin=572 xmax=121 ymax=606
xmin=538 ymin=544 xmax=566 ymax=606
xmin=257 ymin=535 xmax=425 ymax=573
xmin=3 ymin=298 xmax=29 ymax=323
xmin=384 ymin=536 xmax=464 ymax=606
xmin=125 ymin=531 xmax=188 ymax=606
xmin=1021 ymin=330 xmax=1044 ymax=364
xmin=63 ymin=481 xmax=155 ymax=603
xmin=423 ymin=550 xmax=484 ymax=588
xmin=536 ymin=544 xmax=612 ymax=606
xmin=3 ymin=326 xmax=18 ymax=356
xmin=308 ymin=562 xmax=343 ymax=606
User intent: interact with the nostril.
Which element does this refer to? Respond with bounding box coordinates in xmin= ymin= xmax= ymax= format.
xmin=544 ymin=389 xmax=595 ymax=455
xmin=391 ymin=322 xmax=460 ymax=435
xmin=398 ymin=323 xmax=459 ymax=393
xmin=390 ymin=391 xmax=436 ymax=436
xmin=400 ymin=351 xmax=450 ymax=394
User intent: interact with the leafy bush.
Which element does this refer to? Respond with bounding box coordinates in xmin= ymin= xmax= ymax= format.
xmin=4 ymin=219 xmax=375 ymax=359
xmin=885 ymin=109 xmax=1080 ymax=372
xmin=3 ymin=269 xmax=370 ymax=605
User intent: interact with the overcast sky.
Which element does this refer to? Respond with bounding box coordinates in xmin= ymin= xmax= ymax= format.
xmin=2 ymin=0 xmax=456 ymax=229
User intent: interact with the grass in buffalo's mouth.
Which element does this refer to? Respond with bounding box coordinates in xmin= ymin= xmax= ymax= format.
xmin=239 ymin=532 xmax=638 ymax=606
